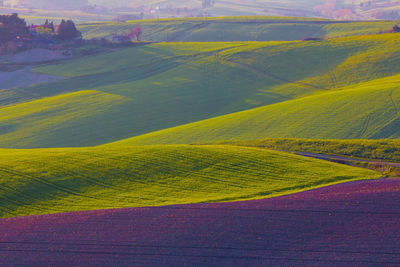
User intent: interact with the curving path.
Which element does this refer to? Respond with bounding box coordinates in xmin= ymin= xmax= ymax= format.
xmin=0 ymin=66 xmax=61 ymax=90
xmin=1 ymin=178 xmax=400 ymax=266
xmin=293 ymin=151 xmax=400 ymax=166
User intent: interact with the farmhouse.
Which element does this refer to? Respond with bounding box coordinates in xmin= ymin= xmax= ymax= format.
xmin=30 ymin=25 xmax=54 ymax=36
xmin=112 ymin=35 xmax=132 ymax=44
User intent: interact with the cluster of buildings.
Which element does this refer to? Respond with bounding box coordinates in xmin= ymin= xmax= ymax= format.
xmin=30 ymin=24 xmax=54 ymax=36
xmin=0 ymin=23 xmax=61 ymax=55
xmin=27 ymin=23 xmax=60 ymax=47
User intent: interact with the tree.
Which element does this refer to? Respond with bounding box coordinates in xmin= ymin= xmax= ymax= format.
xmin=49 ymin=21 xmax=55 ymax=33
xmin=0 ymin=26 xmax=10 ymax=44
xmin=128 ymin=26 xmax=143 ymax=41
xmin=43 ymin=19 xmax=55 ymax=33
xmin=0 ymin=13 xmax=28 ymax=44
xmin=57 ymin=19 xmax=81 ymax=40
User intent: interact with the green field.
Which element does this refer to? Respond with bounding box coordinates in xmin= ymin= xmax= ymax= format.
xmin=1 ymin=34 xmax=400 ymax=148
xmin=79 ymin=17 xmax=328 ymax=42
xmin=79 ymin=17 xmax=398 ymax=42
xmin=113 ymin=72 xmax=400 ymax=145
xmin=0 ymin=16 xmax=397 ymax=220
xmin=0 ymin=7 xmax=114 ymax=24
xmin=0 ymin=145 xmax=380 ymax=218
xmin=215 ymin=138 xmax=400 ymax=162
xmin=3 ymin=0 xmax=325 ymax=23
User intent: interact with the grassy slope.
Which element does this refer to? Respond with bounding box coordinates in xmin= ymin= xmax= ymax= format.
xmin=232 ymin=34 xmax=400 ymax=92
xmin=0 ymin=8 xmax=114 ymax=24
xmin=0 ymin=145 xmax=379 ymax=218
xmin=112 ymin=73 xmax=400 ymax=145
xmin=216 ymin=138 xmax=400 ymax=162
xmin=0 ymin=90 xmax=128 ymax=148
xmin=79 ymin=17 xmax=397 ymax=42
xmin=1 ymin=34 xmax=399 ymax=148
xmin=135 ymin=0 xmax=324 ymax=17
xmin=322 ymin=21 xmax=399 ymax=38
xmin=0 ymin=42 xmax=289 ymax=147
xmin=79 ymin=17 xmax=325 ymax=42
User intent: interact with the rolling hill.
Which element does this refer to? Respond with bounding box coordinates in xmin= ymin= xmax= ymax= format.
xmin=91 ymin=0 xmax=325 ymax=17
xmin=79 ymin=17 xmax=398 ymax=42
xmin=0 ymin=14 xmax=398 ymax=266
xmin=88 ymin=0 xmax=400 ymax=20
xmin=0 ymin=145 xmax=379 ymax=218
xmin=111 ymin=73 xmax=400 ymax=145
xmin=1 ymin=33 xmax=400 ymax=148
xmin=217 ymin=138 xmax=400 ymax=162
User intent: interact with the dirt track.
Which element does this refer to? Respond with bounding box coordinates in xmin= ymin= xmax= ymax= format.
xmin=0 ymin=49 xmax=70 ymax=90
xmin=0 ymin=49 xmax=71 ymax=64
xmin=293 ymin=151 xmax=400 ymax=165
xmin=1 ymin=178 xmax=399 ymax=266
xmin=0 ymin=66 xmax=61 ymax=90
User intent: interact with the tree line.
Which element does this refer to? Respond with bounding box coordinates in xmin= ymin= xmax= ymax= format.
xmin=0 ymin=13 xmax=81 ymax=45
xmin=0 ymin=13 xmax=28 ymax=44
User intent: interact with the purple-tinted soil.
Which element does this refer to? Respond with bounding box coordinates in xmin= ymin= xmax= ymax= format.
xmin=2 ymin=179 xmax=400 ymax=266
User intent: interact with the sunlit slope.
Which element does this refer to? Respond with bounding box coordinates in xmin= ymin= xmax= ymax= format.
xmin=33 ymin=34 xmax=400 ymax=99
xmin=227 ymin=34 xmax=400 ymax=93
xmin=1 ymin=35 xmax=399 ymax=148
xmin=80 ymin=17 xmax=326 ymax=42
xmin=0 ymin=90 xmax=129 ymax=148
xmin=79 ymin=17 xmax=397 ymax=42
xmin=0 ymin=145 xmax=379 ymax=218
xmin=322 ymin=21 xmax=400 ymax=38
xmin=111 ymin=74 xmax=400 ymax=145
xmin=216 ymin=138 xmax=400 ymax=162
xmin=0 ymin=43 xmax=291 ymax=147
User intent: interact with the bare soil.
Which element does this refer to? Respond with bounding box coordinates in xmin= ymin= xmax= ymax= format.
xmin=1 ymin=178 xmax=399 ymax=266
xmin=0 ymin=49 xmax=71 ymax=64
xmin=0 ymin=66 xmax=61 ymax=90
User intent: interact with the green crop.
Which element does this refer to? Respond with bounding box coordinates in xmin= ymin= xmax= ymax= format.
xmin=0 ymin=145 xmax=380 ymax=218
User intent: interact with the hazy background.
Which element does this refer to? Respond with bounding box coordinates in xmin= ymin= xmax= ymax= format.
xmin=1 ymin=1 xmax=399 ymax=23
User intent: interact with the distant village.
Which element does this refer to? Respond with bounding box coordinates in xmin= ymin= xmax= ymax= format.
xmin=1 ymin=0 xmax=400 ymax=22
xmin=0 ymin=13 xmax=143 ymax=55
xmin=0 ymin=0 xmax=217 ymax=21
